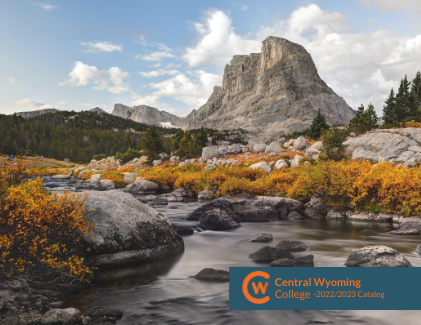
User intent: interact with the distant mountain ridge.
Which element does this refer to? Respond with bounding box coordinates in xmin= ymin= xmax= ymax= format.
xmin=112 ymin=36 xmax=356 ymax=138
xmin=15 ymin=107 xmax=108 ymax=118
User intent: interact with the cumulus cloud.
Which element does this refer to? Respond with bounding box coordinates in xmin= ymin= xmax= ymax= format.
xmin=359 ymin=0 xmax=421 ymax=14
xmin=8 ymin=77 xmax=15 ymax=84
xmin=59 ymin=61 xmax=130 ymax=94
xmin=139 ymin=69 xmax=180 ymax=77
xmin=32 ymin=2 xmax=56 ymax=10
xmin=81 ymin=41 xmax=122 ymax=53
xmin=14 ymin=98 xmax=51 ymax=109
xmin=131 ymin=71 xmax=221 ymax=110
xmin=182 ymin=9 xmax=261 ymax=67
xmin=241 ymin=5 xmax=248 ymax=11
xmin=136 ymin=44 xmax=175 ymax=61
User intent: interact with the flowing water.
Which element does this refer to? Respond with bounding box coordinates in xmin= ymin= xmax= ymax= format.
xmin=44 ymin=179 xmax=421 ymax=325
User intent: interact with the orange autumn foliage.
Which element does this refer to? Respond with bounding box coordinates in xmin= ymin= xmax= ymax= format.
xmin=0 ymin=163 xmax=94 ymax=282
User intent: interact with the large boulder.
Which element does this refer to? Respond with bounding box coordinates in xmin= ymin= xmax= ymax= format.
xmin=216 ymin=193 xmax=253 ymax=204
xmin=82 ymin=190 xmax=184 ymax=268
xmin=152 ymin=159 xmax=162 ymax=167
xmin=250 ymin=233 xmax=273 ymax=242
xmin=202 ymin=146 xmax=220 ymax=161
xmin=265 ymin=141 xmax=284 ymax=153
xmin=343 ymin=129 xmax=420 ymax=162
xmin=249 ymin=246 xmax=294 ymax=262
xmin=291 ymin=155 xmax=304 ymax=167
xmin=41 ymin=308 xmax=82 ymax=325
xmin=123 ymin=180 xmax=159 ymax=194
xmin=237 ymin=207 xmax=279 ymax=222
xmin=274 ymin=159 xmax=288 ymax=169
xmin=186 ymin=200 xmax=234 ymax=221
xmin=245 ymin=196 xmax=303 ymax=218
xmin=198 ymin=190 xmax=214 ymax=200
xmin=123 ymin=172 xmax=138 ymax=183
xmin=293 ymin=136 xmax=307 ymax=150
xmin=194 ymin=268 xmax=229 ymax=281
xmin=388 ymin=218 xmax=421 ymax=235
xmin=344 ymin=245 xmax=411 ymax=267
xmin=218 ymin=145 xmax=229 ymax=155
xmin=253 ymin=143 xmax=267 ymax=152
xmin=198 ymin=209 xmax=241 ymax=230
xmin=306 ymin=141 xmax=323 ymax=153
xmin=249 ymin=161 xmax=271 ymax=173
xmin=304 ymin=208 xmax=324 ymax=220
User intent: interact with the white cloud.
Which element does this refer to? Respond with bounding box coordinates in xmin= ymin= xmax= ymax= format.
xmin=60 ymin=61 xmax=130 ymax=94
xmin=359 ymin=0 xmax=421 ymax=14
xmin=136 ymin=51 xmax=175 ymax=61
xmin=32 ymin=2 xmax=56 ymax=10
xmin=81 ymin=41 xmax=122 ymax=53
xmin=8 ymin=77 xmax=15 ymax=84
xmin=14 ymin=98 xmax=51 ymax=109
xmin=241 ymin=5 xmax=248 ymax=11
xmin=183 ymin=9 xmax=261 ymax=67
xmin=139 ymin=69 xmax=180 ymax=78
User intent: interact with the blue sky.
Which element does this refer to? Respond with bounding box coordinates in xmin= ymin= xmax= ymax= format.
xmin=1 ymin=0 xmax=421 ymax=116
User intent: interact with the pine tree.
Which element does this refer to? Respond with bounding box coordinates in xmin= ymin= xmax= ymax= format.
xmin=176 ymin=131 xmax=193 ymax=158
xmin=141 ymin=126 xmax=164 ymax=164
xmin=309 ymin=109 xmax=329 ymax=139
xmin=195 ymin=126 xmax=208 ymax=147
xmin=395 ymin=75 xmax=411 ymax=121
xmin=383 ymin=88 xmax=397 ymax=125
xmin=320 ymin=127 xmax=346 ymax=161
xmin=349 ymin=103 xmax=378 ymax=134
xmin=408 ymin=71 xmax=421 ymax=120
xmin=174 ymin=129 xmax=184 ymax=150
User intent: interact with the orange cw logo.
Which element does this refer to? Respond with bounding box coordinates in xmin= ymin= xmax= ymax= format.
xmin=242 ymin=271 xmax=270 ymax=304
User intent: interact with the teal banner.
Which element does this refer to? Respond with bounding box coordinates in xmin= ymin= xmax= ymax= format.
xmin=229 ymin=267 xmax=420 ymax=310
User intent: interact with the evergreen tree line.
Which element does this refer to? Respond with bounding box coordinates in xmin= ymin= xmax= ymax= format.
xmin=383 ymin=72 xmax=421 ymax=125
xmin=0 ymin=111 xmax=177 ymax=163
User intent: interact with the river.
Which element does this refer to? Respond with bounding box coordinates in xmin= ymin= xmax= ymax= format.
xmin=43 ymin=177 xmax=421 ymax=325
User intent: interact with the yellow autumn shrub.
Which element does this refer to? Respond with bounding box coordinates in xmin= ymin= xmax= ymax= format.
xmin=0 ymin=164 xmax=94 ymax=283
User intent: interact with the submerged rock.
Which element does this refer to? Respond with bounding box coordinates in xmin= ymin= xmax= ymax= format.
xmin=249 ymin=246 xmax=294 ymax=262
xmin=276 ymin=240 xmax=307 ymax=252
xmin=287 ymin=210 xmax=304 ymax=220
xmin=344 ymin=245 xmax=411 ymax=267
xmin=250 ymin=233 xmax=273 ymax=242
xmin=88 ymin=306 xmax=123 ymax=319
xmin=82 ymin=190 xmax=184 ymax=268
xmin=41 ymin=308 xmax=82 ymax=325
xmin=194 ymin=268 xmax=229 ymax=281
xmin=270 ymin=255 xmax=314 ymax=267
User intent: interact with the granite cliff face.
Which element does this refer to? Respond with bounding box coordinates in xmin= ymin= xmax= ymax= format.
xmin=16 ymin=108 xmax=60 ymax=118
xmin=112 ymin=104 xmax=185 ymax=128
xmin=113 ymin=37 xmax=355 ymax=137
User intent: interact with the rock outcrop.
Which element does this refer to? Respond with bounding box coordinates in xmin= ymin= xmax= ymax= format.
xmin=112 ymin=104 xmax=184 ymax=128
xmin=344 ymin=245 xmax=411 ymax=267
xmin=82 ymin=190 xmax=184 ymax=268
xmin=16 ymin=108 xmax=60 ymax=118
xmin=343 ymin=128 xmax=421 ymax=164
xmin=113 ymin=37 xmax=355 ymax=138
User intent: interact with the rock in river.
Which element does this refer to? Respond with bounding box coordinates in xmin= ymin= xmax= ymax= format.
xmin=194 ymin=268 xmax=229 ymax=281
xmin=198 ymin=209 xmax=241 ymax=230
xmin=344 ymin=245 xmax=411 ymax=267
xmin=270 ymin=255 xmax=314 ymax=267
xmin=249 ymin=246 xmax=294 ymax=262
xmin=88 ymin=306 xmax=123 ymax=320
xmin=237 ymin=207 xmax=279 ymax=222
xmin=186 ymin=200 xmax=234 ymax=221
xmin=245 ymin=196 xmax=303 ymax=218
xmin=250 ymin=233 xmax=273 ymax=242
xmin=41 ymin=308 xmax=82 ymax=325
xmin=276 ymin=240 xmax=307 ymax=252
xmin=82 ymin=190 xmax=184 ymax=268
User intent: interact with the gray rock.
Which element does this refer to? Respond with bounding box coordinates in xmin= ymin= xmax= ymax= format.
xmin=304 ymin=208 xmax=324 ymax=220
xmin=290 ymin=155 xmax=303 ymax=167
xmin=198 ymin=190 xmax=214 ymax=200
xmin=274 ymin=159 xmax=288 ymax=169
xmin=146 ymin=195 xmax=156 ymax=201
xmin=270 ymin=258 xmax=295 ymax=267
xmin=249 ymin=161 xmax=271 ymax=173
xmin=149 ymin=198 xmax=168 ymax=205
xmin=52 ymin=174 xmax=71 ymax=179
xmin=348 ymin=213 xmax=375 ymax=222
xmin=216 ymin=193 xmax=253 ymax=205
xmin=287 ymin=210 xmax=304 ymax=220
xmin=389 ymin=218 xmax=421 ymax=235
xmin=250 ymin=233 xmax=273 ymax=242
xmin=276 ymin=240 xmax=307 ymax=252
xmin=249 ymin=246 xmax=294 ymax=262
xmin=194 ymin=268 xmax=229 ymax=281
xmin=172 ymin=188 xmax=195 ymax=198
xmin=64 ymin=158 xmax=70 ymax=163
xmin=123 ymin=172 xmax=138 ymax=183
xmin=326 ymin=210 xmax=346 ymax=220
xmin=228 ymin=143 xmax=243 ymax=154
xmin=198 ymin=209 xmax=241 ymax=230
xmin=253 ymin=143 xmax=267 ymax=152
xmin=5 ymin=155 xmax=16 ymax=161
xmin=408 ymin=145 xmax=421 ymax=153
xmin=170 ymin=156 xmax=179 ymax=162
xmin=345 ymin=245 xmax=411 ymax=267
xmin=416 ymin=244 xmax=421 ymax=254
xmin=90 ymin=174 xmax=102 ymax=181
xmin=278 ymin=137 xmax=286 ymax=144
xmin=123 ymin=180 xmax=159 ymax=194
xmin=41 ymin=308 xmax=82 ymax=325
xmin=99 ymin=179 xmax=115 ymax=190
xmin=152 ymin=159 xmax=162 ymax=167
xmin=237 ymin=207 xmax=279 ymax=222
xmin=246 ymin=196 xmax=303 ymax=218
xmin=375 ymin=213 xmax=394 ymax=223
xmin=270 ymin=255 xmax=314 ymax=267
xmin=293 ymin=136 xmax=307 ymax=150
xmin=265 ymin=141 xmax=284 ymax=153
xmin=218 ymin=145 xmax=229 ymax=155
xmin=76 ymin=180 xmax=104 ymax=191
xmin=202 ymin=146 xmax=220 ymax=161
xmin=16 ymin=108 xmax=60 ymax=119
xmin=306 ymin=141 xmax=323 ymax=153
xmin=82 ymin=190 xmax=184 ymax=268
